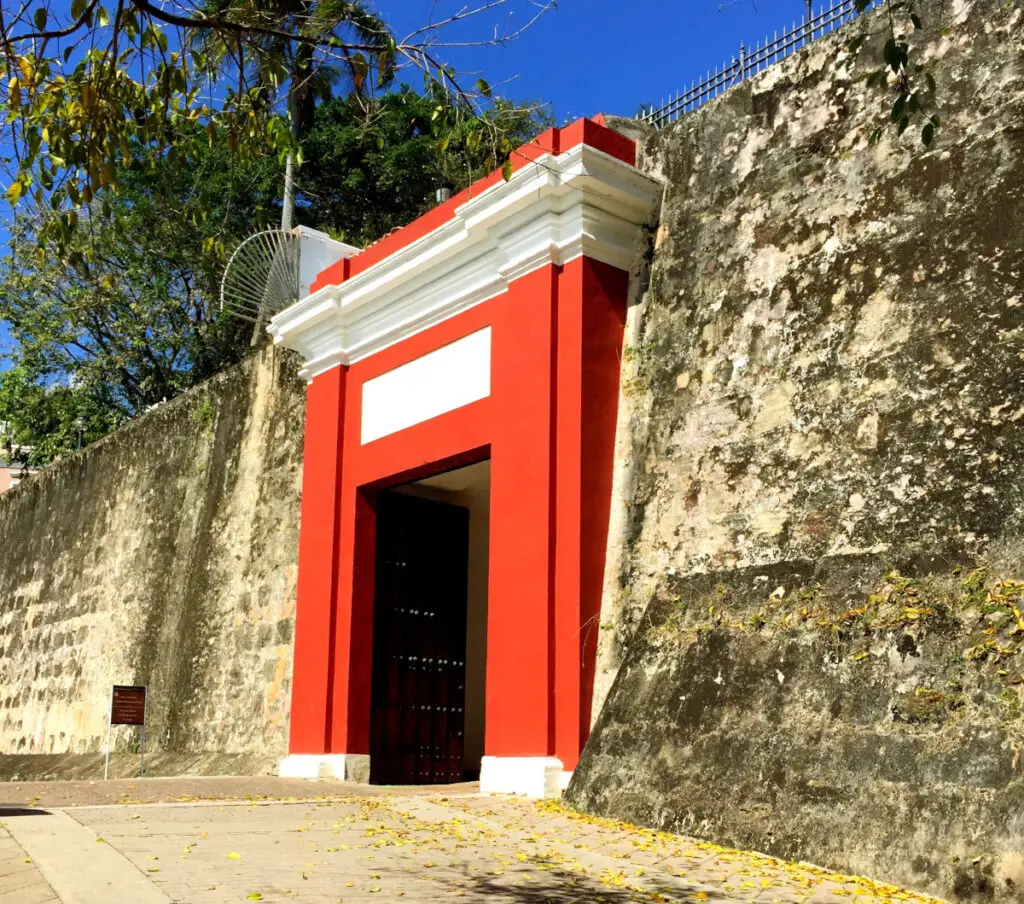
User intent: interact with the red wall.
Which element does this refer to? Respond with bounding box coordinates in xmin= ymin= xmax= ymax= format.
xmin=288 ymin=119 xmax=635 ymax=772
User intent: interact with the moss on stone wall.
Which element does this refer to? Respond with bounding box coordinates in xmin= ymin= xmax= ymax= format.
xmin=573 ymin=556 xmax=1024 ymax=900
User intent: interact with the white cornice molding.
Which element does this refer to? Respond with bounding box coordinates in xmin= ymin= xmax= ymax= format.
xmin=268 ymin=144 xmax=663 ymax=381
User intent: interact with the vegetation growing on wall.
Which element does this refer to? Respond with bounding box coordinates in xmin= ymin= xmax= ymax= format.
xmin=656 ymin=567 xmax=1024 ymax=706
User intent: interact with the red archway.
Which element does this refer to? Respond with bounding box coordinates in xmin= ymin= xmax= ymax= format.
xmin=272 ymin=118 xmax=661 ymax=796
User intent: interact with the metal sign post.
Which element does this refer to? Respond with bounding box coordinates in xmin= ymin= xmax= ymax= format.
xmin=105 ymin=685 xmax=148 ymax=780
xmin=104 ymin=687 xmax=113 ymax=781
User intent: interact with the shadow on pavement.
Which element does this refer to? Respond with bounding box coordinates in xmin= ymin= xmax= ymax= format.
xmin=0 ymin=806 xmax=51 ymax=816
xmin=464 ymin=867 xmax=716 ymax=902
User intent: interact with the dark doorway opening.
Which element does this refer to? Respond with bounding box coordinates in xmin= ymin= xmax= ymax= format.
xmin=370 ymin=491 xmax=471 ymax=785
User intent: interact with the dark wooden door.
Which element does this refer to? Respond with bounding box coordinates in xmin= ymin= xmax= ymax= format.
xmin=371 ymin=491 xmax=470 ymax=785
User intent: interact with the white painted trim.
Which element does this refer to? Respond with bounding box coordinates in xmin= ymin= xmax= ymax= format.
xmin=269 ymin=144 xmax=662 ymax=381
xmin=278 ymin=753 xmax=370 ymax=782
xmin=479 ymin=756 xmax=567 ymax=799
xmin=361 ymin=327 xmax=491 ymax=444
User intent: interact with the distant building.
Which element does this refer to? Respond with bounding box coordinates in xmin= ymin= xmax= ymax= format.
xmin=0 ymin=455 xmax=33 ymax=494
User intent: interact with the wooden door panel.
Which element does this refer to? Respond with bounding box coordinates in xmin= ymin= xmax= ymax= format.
xmin=371 ymin=491 xmax=470 ymax=785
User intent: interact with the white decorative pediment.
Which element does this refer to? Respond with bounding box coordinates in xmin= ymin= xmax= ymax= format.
xmin=268 ymin=143 xmax=663 ymax=381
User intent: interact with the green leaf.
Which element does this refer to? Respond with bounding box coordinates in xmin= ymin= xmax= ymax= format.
xmin=890 ymin=94 xmax=907 ymax=123
xmin=96 ymin=7 xmax=109 ymax=27
xmin=476 ymin=78 xmax=492 ymax=99
xmin=883 ymin=37 xmax=898 ymax=69
xmin=897 ymin=115 xmax=910 ymax=136
xmin=350 ymin=52 xmax=368 ymax=92
xmin=70 ymin=0 xmax=86 ymax=20
xmin=33 ymin=8 xmax=47 ymax=30
xmin=501 ymin=159 xmax=513 ymax=182
xmin=922 ymin=122 xmax=935 ymax=146
xmin=6 ymin=181 xmax=22 ymax=205
xmin=911 ymin=13 xmax=923 ymax=29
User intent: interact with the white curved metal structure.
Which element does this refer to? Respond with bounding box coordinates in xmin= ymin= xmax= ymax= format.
xmin=220 ymin=228 xmax=302 ymax=324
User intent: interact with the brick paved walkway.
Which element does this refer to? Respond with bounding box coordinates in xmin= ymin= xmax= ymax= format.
xmin=0 ymin=777 xmax=945 ymax=904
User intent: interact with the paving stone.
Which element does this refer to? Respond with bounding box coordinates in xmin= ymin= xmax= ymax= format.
xmin=0 ymin=823 xmax=59 ymax=904
xmin=0 ymin=778 xmax=947 ymax=903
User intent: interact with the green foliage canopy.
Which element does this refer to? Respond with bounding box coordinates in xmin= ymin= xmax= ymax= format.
xmin=0 ymin=89 xmax=550 ymax=465
xmin=0 ymin=0 xmax=555 ymax=249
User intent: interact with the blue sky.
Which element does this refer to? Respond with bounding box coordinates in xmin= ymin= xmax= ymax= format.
xmin=0 ymin=0 xmax=818 ymax=368
xmin=384 ymin=0 xmax=818 ymax=122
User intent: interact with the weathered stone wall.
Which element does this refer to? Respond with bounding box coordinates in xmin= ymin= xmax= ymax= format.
xmin=576 ymin=2 xmax=1024 ymax=900
xmin=0 ymin=347 xmax=305 ymax=775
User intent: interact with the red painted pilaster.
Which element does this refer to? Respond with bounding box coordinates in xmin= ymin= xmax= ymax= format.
xmin=553 ymin=259 xmax=585 ymax=769
xmin=485 ymin=265 xmax=559 ymax=757
xmin=288 ymin=367 xmax=346 ymax=754
xmin=551 ymin=258 xmax=628 ymax=770
xmin=578 ymin=259 xmax=629 ymax=757
xmin=329 ymin=377 xmax=375 ymax=755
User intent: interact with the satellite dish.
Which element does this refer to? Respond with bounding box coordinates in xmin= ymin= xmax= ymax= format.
xmin=220 ymin=227 xmax=302 ymax=325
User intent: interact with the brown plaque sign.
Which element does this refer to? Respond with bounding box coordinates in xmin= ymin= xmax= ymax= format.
xmin=110 ymin=685 xmax=147 ymax=726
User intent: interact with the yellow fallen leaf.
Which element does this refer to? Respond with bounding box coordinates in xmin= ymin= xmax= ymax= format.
xmin=247 ymin=895 xmax=263 ymax=901
xmin=227 ymin=852 xmax=242 ymax=860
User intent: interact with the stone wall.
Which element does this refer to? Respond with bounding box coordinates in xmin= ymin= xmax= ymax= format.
xmin=0 ymin=347 xmax=306 ymax=775
xmin=575 ymin=2 xmax=1024 ymax=900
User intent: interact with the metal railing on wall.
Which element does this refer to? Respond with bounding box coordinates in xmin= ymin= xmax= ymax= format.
xmin=639 ymin=0 xmax=882 ymax=128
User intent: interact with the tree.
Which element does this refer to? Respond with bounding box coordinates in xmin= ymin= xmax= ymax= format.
xmin=297 ymin=89 xmax=551 ymax=247
xmin=0 ymin=128 xmax=274 ymax=410
xmin=0 ymin=89 xmax=550 ymax=464
xmin=0 ymin=366 xmax=122 ymax=467
xmin=0 ymin=0 xmax=555 ymax=250
xmin=0 ymin=125 xmax=273 ymax=464
xmin=191 ymin=0 xmax=393 ymax=232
